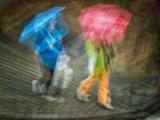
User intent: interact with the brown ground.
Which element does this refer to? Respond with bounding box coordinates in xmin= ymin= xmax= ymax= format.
xmin=0 ymin=0 xmax=159 ymax=119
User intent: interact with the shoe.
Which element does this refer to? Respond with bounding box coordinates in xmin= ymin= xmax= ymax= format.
xmin=76 ymin=94 xmax=90 ymax=103
xmin=32 ymin=80 xmax=48 ymax=95
xmin=32 ymin=80 xmax=40 ymax=94
xmin=99 ymin=103 xmax=114 ymax=110
xmin=42 ymin=95 xmax=65 ymax=103
xmin=39 ymin=84 xmax=47 ymax=95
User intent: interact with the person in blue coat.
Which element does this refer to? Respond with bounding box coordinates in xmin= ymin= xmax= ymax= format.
xmin=19 ymin=7 xmax=71 ymax=102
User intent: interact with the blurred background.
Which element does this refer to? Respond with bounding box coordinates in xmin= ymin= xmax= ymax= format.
xmin=0 ymin=0 xmax=159 ymax=120
xmin=0 ymin=0 xmax=159 ymax=76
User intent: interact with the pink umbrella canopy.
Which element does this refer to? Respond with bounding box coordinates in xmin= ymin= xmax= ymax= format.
xmin=78 ymin=4 xmax=132 ymax=45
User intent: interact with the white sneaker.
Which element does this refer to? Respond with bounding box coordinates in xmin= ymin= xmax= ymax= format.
xmin=76 ymin=94 xmax=90 ymax=103
xmin=39 ymin=84 xmax=47 ymax=95
xmin=42 ymin=95 xmax=65 ymax=103
xmin=32 ymin=80 xmax=40 ymax=94
xmin=100 ymin=104 xmax=114 ymax=110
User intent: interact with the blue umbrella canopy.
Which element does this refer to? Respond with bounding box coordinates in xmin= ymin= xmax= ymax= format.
xmin=20 ymin=6 xmax=66 ymax=41
xmin=19 ymin=6 xmax=69 ymax=70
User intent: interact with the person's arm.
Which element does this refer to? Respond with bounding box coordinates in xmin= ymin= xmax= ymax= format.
xmin=86 ymin=41 xmax=97 ymax=74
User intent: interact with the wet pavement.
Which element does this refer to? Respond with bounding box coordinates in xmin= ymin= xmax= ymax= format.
xmin=0 ymin=33 xmax=159 ymax=119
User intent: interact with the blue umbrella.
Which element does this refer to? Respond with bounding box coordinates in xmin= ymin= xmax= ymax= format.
xmin=20 ymin=7 xmax=66 ymax=41
xmin=19 ymin=6 xmax=69 ymax=70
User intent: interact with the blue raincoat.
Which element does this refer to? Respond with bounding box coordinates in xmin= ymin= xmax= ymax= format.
xmin=19 ymin=7 xmax=69 ymax=70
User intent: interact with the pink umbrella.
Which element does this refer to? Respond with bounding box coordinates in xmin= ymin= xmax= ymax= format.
xmin=78 ymin=4 xmax=132 ymax=45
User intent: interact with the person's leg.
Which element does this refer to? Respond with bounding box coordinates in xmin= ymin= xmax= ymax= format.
xmin=32 ymin=64 xmax=52 ymax=95
xmin=47 ymin=71 xmax=63 ymax=97
xmin=97 ymin=69 xmax=111 ymax=104
xmin=76 ymin=73 xmax=98 ymax=100
xmin=46 ymin=53 xmax=73 ymax=102
xmin=38 ymin=64 xmax=52 ymax=85
xmin=97 ymin=68 xmax=114 ymax=110
xmin=44 ymin=65 xmax=65 ymax=102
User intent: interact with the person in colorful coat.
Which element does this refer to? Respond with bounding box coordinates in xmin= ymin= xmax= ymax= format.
xmin=76 ymin=39 xmax=114 ymax=110
xmin=76 ymin=4 xmax=132 ymax=110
